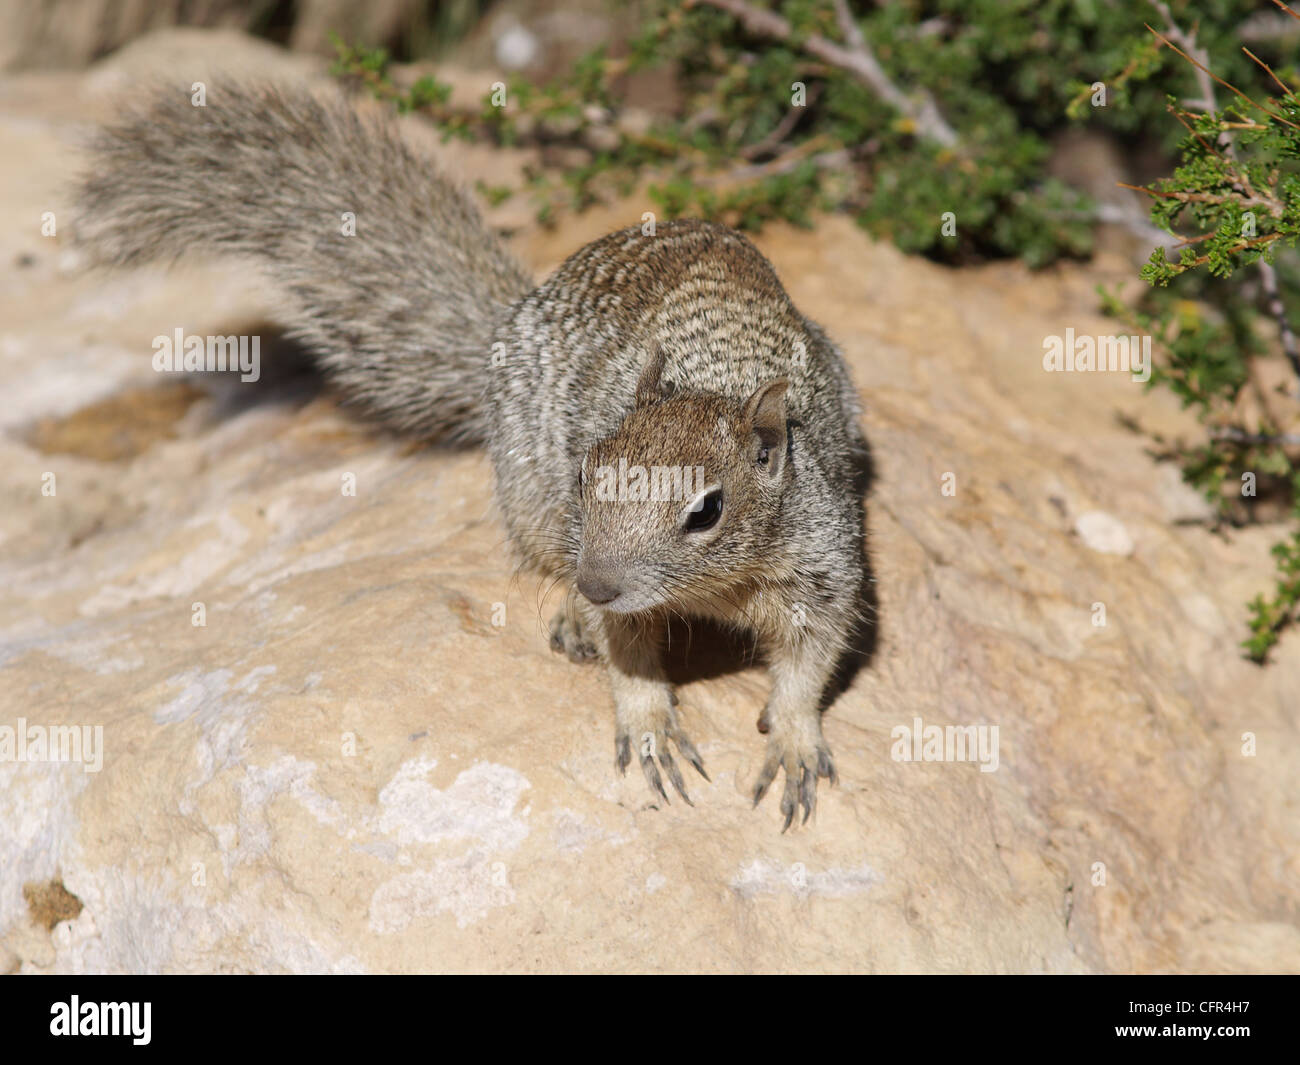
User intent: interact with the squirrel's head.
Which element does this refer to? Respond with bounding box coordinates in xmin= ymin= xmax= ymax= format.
xmin=573 ymin=345 xmax=791 ymax=614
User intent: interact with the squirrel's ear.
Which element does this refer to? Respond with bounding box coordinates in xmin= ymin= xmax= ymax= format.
xmin=634 ymin=342 xmax=668 ymax=407
xmin=743 ymin=379 xmax=789 ymax=480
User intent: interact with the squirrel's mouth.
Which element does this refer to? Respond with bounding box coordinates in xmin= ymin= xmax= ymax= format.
xmin=595 ymin=590 xmax=664 ymax=615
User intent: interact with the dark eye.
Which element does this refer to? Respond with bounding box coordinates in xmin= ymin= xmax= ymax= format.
xmin=685 ymin=489 xmax=723 ymax=532
xmin=757 ymin=445 xmax=770 ymax=467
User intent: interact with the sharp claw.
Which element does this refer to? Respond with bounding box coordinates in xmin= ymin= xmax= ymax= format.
xmin=780 ymin=769 xmax=800 ymax=831
xmin=640 ymin=752 xmax=669 ymax=804
xmin=659 ymin=749 xmax=692 ymax=805
xmin=615 ymin=734 xmax=631 ymax=775
xmin=753 ymin=738 xmax=836 ymax=826
xmin=673 ymin=733 xmax=710 ymax=782
xmin=817 ymin=749 xmax=836 ymax=783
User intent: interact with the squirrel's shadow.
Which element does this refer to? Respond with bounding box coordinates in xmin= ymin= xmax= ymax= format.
xmin=182 ymin=322 xmax=323 ymax=420
xmin=663 ymin=436 xmax=879 ymax=713
xmin=178 ymin=322 xmax=484 ymax=448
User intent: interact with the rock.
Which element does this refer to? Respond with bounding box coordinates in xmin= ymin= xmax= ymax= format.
xmin=1154 ymin=463 xmax=1217 ymax=525
xmin=493 ymin=19 xmax=541 ymax=71
xmin=1 ymin=30 xmax=1297 ymax=975
xmin=0 ymin=1 xmax=425 ymax=72
xmin=1074 ymin=511 xmax=1136 ymax=556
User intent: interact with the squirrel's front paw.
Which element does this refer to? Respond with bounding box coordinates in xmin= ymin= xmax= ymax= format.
xmin=752 ymin=723 xmax=837 ymax=831
xmin=614 ymin=702 xmax=709 ymax=806
xmin=549 ymin=609 xmax=600 ymax=663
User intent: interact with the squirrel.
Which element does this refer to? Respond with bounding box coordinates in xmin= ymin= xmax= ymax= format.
xmin=73 ymin=83 xmax=871 ymax=829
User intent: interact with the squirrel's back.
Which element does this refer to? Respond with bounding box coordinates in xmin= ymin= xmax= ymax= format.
xmin=493 ymin=219 xmax=860 ymax=448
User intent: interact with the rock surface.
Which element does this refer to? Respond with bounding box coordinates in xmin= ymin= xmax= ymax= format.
xmin=1 ymin=31 xmax=1297 ymax=974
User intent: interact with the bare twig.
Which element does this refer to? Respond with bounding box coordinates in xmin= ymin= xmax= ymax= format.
xmin=739 ymin=83 xmax=823 ymax=159
xmin=701 ymin=137 xmax=851 ymax=185
xmin=685 ymin=0 xmax=959 ymax=148
xmin=1117 ymin=181 xmax=1283 ymax=217
xmin=1147 ymin=3 xmax=1222 ymax=133
xmin=1242 ymin=46 xmax=1291 ymax=96
xmin=1090 ymin=202 xmax=1184 ymax=253
xmin=831 ymin=0 xmax=866 ymax=52
xmin=1270 ymin=0 xmax=1300 ymax=23
xmin=1260 ymin=260 xmax=1300 ymax=383
xmin=1211 ymin=426 xmax=1300 ymax=446
xmin=1144 ymin=17 xmax=1300 ymax=130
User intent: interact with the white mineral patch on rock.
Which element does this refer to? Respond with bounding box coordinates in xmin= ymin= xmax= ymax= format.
xmin=1074 ymin=510 xmax=1135 ymax=555
xmin=731 ymin=859 xmax=881 ymax=900
xmin=375 ymin=758 xmax=530 ymax=850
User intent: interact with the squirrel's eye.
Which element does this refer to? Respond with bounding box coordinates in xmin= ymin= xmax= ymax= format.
xmin=684 ymin=489 xmax=723 ymax=532
xmin=757 ymin=445 xmax=770 ymax=466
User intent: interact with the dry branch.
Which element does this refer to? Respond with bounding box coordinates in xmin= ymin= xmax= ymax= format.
xmin=685 ymin=0 xmax=959 ymax=148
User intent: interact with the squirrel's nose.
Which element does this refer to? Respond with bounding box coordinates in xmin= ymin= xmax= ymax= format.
xmin=576 ymin=560 xmax=623 ymax=606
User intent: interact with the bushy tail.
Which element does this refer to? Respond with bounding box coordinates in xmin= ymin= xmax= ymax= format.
xmin=74 ymin=82 xmax=533 ymax=442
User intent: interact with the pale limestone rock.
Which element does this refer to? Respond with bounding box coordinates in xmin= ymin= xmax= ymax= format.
xmin=0 ymin=31 xmax=1296 ymax=975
